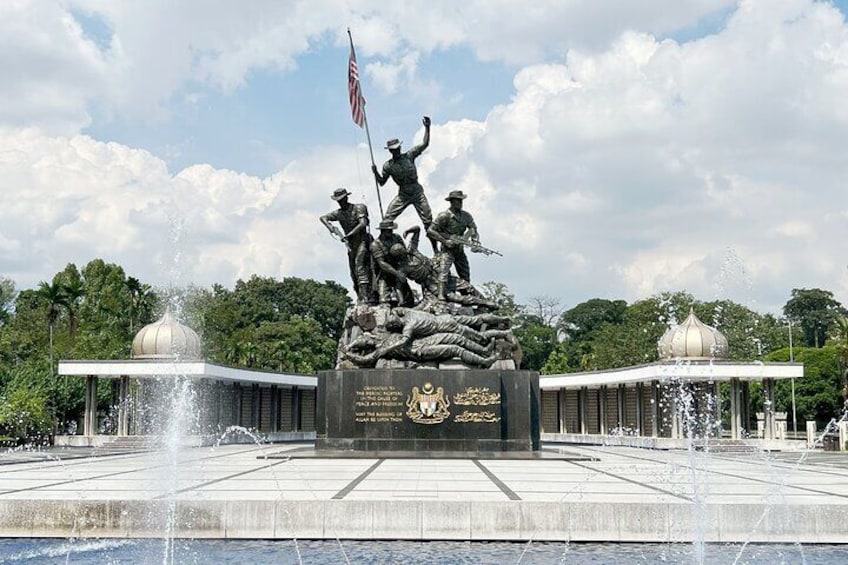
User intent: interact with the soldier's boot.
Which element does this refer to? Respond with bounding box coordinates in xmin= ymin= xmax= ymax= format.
xmin=436 ymin=280 xmax=448 ymax=301
xmin=357 ymin=283 xmax=372 ymax=304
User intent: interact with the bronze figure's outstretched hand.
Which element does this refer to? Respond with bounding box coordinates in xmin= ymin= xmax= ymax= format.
xmin=371 ymin=163 xmax=385 ymax=185
xmin=423 ymin=116 xmax=431 ymax=127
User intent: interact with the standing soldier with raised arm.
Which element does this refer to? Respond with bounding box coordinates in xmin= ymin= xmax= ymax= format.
xmin=320 ymin=188 xmax=373 ymax=304
xmin=372 ymin=116 xmax=438 ymax=252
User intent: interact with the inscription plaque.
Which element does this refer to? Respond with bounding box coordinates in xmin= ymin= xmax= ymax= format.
xmin=354 ymin=385 xmax=404 ymax=423
xmin=316 ymin=369 xmax=540 ymax=452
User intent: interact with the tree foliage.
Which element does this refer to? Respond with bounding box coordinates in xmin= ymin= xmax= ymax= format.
xmin=0 ymin=384 xmax=52 ymax=443
xmin=3 ymin=261 xmax=847 ymax=436
xmin=766 ymin=346 xmax=844 ymax=424
xmin=783 ymin=288 xmax=846 ymax=348
xmin=188 ymin=275 xmax=350 ymax=369
xmin=0 ymin=277 xmax=16 ymax=326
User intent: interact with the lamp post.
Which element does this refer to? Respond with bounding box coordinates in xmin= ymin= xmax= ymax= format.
xmin=788 ymin=319 xmax=797 ymax=437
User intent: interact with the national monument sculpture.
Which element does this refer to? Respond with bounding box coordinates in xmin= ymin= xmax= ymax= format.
xmin=321 ymin=137 xmax=520 ymax=371
xmin=322 ymin=60 xmax=539 ymax=452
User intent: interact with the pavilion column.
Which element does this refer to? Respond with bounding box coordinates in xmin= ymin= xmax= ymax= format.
xmin=271 ymin=385 xmax=280 ymax=433
xmin=557 ymin=390 xmax=566 ymax=434
xmin=117 ymin=376 xmax=130 ymax=437
xmin=599 ymin=386 xmax=608 ymax=435
xmin=617 ymin=385 xmax=625 ymax=431
xmin=215 ymin=381 xmax=230 ymax=432
xmin=651 ymin=381 xmax=660 ymax=438
xmin=131 ymin=380 xmax=142 ymax=435
xmin=670 ymin=393 xmax=680 ymax=440
xmin=712 ymin=382 xmax=721 ymax=438
xmin=730 ymin=378 xmax=741 ymax=440
xmin=292 ymin=386 xmax=301 ymax=432
xmin=84 ymin=375 xmax=98 ymax=437
xmin=233 ymin=383 xmax=243 ymax=426
xmin=635 ymin=383 xmax=644 ymax=436
xmin=251 ymin=384 xmax=260 ymax=429
xmin=763 ymin=378 xmax=775 ymax=440
xmin=579 ymin=387 xmax=588 ymax=435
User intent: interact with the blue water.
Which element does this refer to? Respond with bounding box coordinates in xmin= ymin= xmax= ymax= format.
xmin=0 ymin=539 xmax=840 ymax=564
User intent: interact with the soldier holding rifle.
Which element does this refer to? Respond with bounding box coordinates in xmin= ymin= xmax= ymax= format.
xmin=428 ymin=190 xmax=498 ymax=301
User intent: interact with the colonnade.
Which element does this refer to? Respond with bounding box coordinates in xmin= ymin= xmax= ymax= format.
xmin=541 ymin=378 xmax=777 ymax=440
xmin=81 ymin=376 xmax=316 ymax=437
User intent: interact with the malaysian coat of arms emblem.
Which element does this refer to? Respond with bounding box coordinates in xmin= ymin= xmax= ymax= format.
xmin=406 ymin=382 xmax=450 ymax=424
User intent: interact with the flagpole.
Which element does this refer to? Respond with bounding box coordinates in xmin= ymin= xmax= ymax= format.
xmin=348 ymin=28 xmax=384 ymax=218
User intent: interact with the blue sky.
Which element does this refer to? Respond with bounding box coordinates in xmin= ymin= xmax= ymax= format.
xmin=81 ymin=37 xmax=517 ymax=177
xmin=1 ymin=0 xmax=847 ymax=317
xmin=74 ymin=0 xmax=757 ymax=177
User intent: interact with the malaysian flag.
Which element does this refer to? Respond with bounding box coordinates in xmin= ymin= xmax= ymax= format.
xmin=348 ymin=42 xmax=366 ymax=128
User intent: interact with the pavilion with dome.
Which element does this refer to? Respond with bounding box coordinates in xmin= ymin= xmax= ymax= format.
xmin=56 ymin=310 xmax=318 ymax=446
xmin=538 ymin=309 xmax=804 ymax=448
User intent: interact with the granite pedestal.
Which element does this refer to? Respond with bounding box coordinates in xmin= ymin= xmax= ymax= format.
xmin=315 ymin=369 xmax=540 ymax=453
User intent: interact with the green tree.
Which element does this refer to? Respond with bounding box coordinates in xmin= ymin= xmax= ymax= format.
xmin=783 ymin=288 xmax=845 ymax=348
xmin=126 ymin=276 xmax=142 ymax=334
xmin=513 ymin=318 xmax=558 ymax=371
xmin=698 ymin=299 xmax=787 ymax=361
xmin=558 ymin=298 xmax=627 ymax=342
xmin=479 ymin=281 xmax=520 ymax=320
xmin=589 ymin=294 xmax=689 ymax=369
xmin=60 ymin=270 xmax=85 ymax=341
xmin=192 ymin=276 xmax=349 ymax=368
xmin=0 ymin=277 xmax=16 ymax=326
xmin=254 ymin=318 xmax=336 ymax=373
xmin=541 ymin=343 xmax=570 ymax=374
xmin=35 ymin=279 xmax=67 ymax=376
xmin=73 ymin=259 xmax=142 ymax=360
xmin=522 ymin=295 xmax=564 ymax=327
xmin=767 ymin=346 xmax=843 ymax=424
xmin=0 ymin=385 xmax=52 ymax=443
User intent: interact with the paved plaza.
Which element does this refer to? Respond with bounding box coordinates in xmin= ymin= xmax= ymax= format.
xmin=0 ymin=443 xmax=847 ymax=542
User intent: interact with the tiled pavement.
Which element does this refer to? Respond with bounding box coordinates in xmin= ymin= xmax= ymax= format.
xmin=1 ymin=443 xmax=847 ymax=541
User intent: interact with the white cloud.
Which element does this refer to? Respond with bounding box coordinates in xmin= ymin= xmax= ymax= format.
xmin=366 ymin=51 xmax=420 ymax=94
xmin=1 ymin=0 xmax=738 ymax=132
xmin=0 ymin=0 xmax=112 ymax=133
xmin=421 ymin=0 xmax=848 ymax=311
xmin=1 ymin=0 xmax=848 ymax=315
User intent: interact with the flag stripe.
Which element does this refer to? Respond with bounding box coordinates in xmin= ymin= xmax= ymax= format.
xmin=348 ymin=44 xmax=366 ymax=128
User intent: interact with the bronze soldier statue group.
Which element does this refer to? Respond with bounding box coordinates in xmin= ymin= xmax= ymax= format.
xmin=320 ymin=117 xmax=519 ymax=370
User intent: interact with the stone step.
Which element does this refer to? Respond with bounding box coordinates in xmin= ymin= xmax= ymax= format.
xmin=92 ymin=436 xmax=160 ymax=453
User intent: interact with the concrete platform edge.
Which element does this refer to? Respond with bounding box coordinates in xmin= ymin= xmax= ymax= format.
xmin=2 ymin=500 xmax=847 ymax=543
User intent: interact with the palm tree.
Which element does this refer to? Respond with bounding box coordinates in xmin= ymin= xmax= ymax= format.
xmin=224 ymin=341 xmax=243 ymax=367
xmin=240 ymin=341 xmax=258 ymax=368
xmin=272 ymin=340 xmax=291 ymax=372
xmin=62 ymin=278 xmax=85 ymax=341
xmin=36 ymin=280 xmax=67 ymax=377
xmin=127 ymin=277 xmax=156 ymax=337
xmin=832 ymin=316 xmax=848 ymax=392
xmin=125 ymin=277 xmax=141 ymax=334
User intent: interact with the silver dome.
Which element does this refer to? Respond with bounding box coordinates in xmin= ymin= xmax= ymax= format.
xmin=657 ymin=308 xmax=729 ymax=360
xmin=131 ymin=309 xmax=202 ymax=360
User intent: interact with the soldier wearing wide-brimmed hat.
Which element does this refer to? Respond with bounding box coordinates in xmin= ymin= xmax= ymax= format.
xmin=371 ymin=116 xmax=438 ymax=252
xmin=428 ymin=189 xmax=479 ymax=300
xmin=320 ymin=188 xmax=373 ymax=303
xmin=370 ymin=219 xmax=414 ymax=306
